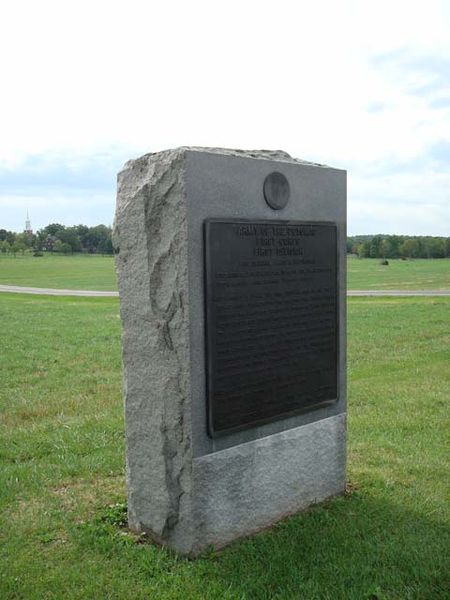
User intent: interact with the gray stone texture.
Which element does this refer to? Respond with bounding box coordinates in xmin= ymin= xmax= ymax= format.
xmin=190 ymin=414 xmax=346 ymax=553
xmin=114 ymin=147 xmax=347 ymax=555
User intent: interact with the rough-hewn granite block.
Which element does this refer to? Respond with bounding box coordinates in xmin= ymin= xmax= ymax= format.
xmin=113 ymin=147 xmax=347 ymax=555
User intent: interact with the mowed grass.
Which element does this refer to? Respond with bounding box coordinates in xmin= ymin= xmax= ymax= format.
xmin=1 ymin=293 xmax=449 ymax=599
xmin=1 ymin=253 xmax=450 ymax=292
xmin=348 ymin=256 xmax=450 ymax=290
xmin=0 ymin=253 xmax=116 ymax=290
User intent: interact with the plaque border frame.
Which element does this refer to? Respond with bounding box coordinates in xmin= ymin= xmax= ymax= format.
xmin=204 ymin=218 xmax=340 ymax=438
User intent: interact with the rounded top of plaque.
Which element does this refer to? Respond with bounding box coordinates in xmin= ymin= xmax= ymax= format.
xmin=263 ymin=172 xmax=290 ymax=210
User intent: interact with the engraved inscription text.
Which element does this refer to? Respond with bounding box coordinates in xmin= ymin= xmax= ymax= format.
xmin=204 ymin=219 xmax=338 ymax=437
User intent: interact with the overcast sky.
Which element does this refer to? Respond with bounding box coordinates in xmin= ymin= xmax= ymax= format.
xmin=1 ymin=0 xmax=449 ymax=235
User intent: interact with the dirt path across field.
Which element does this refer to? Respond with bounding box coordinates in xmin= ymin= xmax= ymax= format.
xmin=347 ymin=289 xmax=450 ymax=297
xmin=0 ymin=285 xmax=119 ymax=297
xmin=1 ymin=284 xmax=450 ymax=298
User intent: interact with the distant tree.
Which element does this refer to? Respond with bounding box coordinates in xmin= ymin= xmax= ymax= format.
xmin=60 ymin=242 xmax=72 ymax=255
xmin=53 ymin=239 xmax=64 ymax=253
xmin=74 ymin=224 xmax=89 ymax=244
xmin=33 ymin=232 xmax=45 ymax=252
xmin=400 ymin=239 xmax=417 ymax=258
xmin=1 ymin=240 xmax=10 ymax=253
xmin=16 ymin=232 xmax=33 ymax=249
xmin=380 ymin=239 xmax=392 ymax=259
xmin=348 ymin=234 xmax=449 ymax=260
xmin=1 ymin=223 xmax=112 ymax=255
xmin=98 ymin=235 xmax=113 ymax=254
xmin=369 ymin=235 xmax=383 ymax=258
xmin=427 ymin=237 xmax=446 ymax=258
xmin=354 ymin=244 xmax=368 ymax=258
xmin=82 ymin=224 xmax=113 ymax=254
xmin=0 ymin=230 xmax=16 ymax=244
xmin=389 ymin=235 xmax=402 ymax=258
xmin=58 ymin=227 xmax=81 ymax=252
xmin=446 ymin=238 xmax=450 ymax=258
xmin=44 ymin=234 xmax=57 ymax=252
xmin=11 ymin=241 xmax=26 ymax=256
xmin=416 ymin=237 xmax=426 ymax=258
xmin=44 ymin=223 xmax=66 ymax=236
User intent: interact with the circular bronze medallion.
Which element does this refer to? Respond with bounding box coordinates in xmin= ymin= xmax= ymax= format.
xmin=263 ymin=172 xmax=290 ymax=210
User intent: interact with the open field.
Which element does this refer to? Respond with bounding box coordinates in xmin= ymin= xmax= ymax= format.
xmin=1 ymin=253 xmax=450 ymax=292
xmin=348 ymin=256 xmax=450 ymax=290
xmin=1 ymin=293 xmax=449 ymax=599
xmin=0 ymin=253 xmax=116 ymax=290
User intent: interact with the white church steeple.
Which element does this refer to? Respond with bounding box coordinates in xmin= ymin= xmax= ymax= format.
xmin=25 ymin=210 xmax=33 ymax=234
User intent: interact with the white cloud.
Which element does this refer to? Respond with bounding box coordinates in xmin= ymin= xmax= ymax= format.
xmin=0 ymin=0 xmax=449 ymax=233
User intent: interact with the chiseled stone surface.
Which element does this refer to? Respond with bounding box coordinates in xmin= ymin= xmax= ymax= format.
xmin=190 ymin=413 xmax=346 ymax=553
xmin=113 ymin=149 xmax=193 ymax=543
xmin=113 ymin=147 xmax=347 ymax=555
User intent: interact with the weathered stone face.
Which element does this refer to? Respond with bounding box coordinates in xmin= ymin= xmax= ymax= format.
xmin=114 ymin=149 xmax=191 ymax=543
xmin=114 ymin=147 xmax=347 ymax=555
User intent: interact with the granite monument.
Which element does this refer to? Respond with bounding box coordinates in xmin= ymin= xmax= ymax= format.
xmin=113 ymin=147 xmax=347 ymax=556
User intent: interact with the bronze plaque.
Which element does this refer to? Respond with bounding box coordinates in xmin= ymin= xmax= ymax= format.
xmin=204 ymin=219 xmax=338 ymax=437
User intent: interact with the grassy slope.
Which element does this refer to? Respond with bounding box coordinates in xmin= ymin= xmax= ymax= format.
xmin=1 ymin=293 xmax=449 ymax=599
xmin=1 ymin=254 xmax=450 ymax=292
xmin=347 ymin=256 xmax=450 ymax=290
xmin=0 ymin=254 xmax=117 ymax=290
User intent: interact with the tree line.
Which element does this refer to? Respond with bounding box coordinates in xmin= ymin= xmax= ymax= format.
xmin=347 ymin=234 xmax=450 ymax=259
xmin=1 ymin=225 xmax=449 ymax=259
xmin=0 ymin=223 xmax=113 ymax=256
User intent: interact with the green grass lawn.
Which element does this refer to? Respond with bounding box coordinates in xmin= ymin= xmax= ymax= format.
xmin=348 ymin=256 xmax=450 ymax=290
xmin=1 ymin=253 xmax=450 ymax=292
xmin=0 ymin=253 xmax=117 ymax=290
xmin=1 ymin=293 xmax=449 ymax=599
